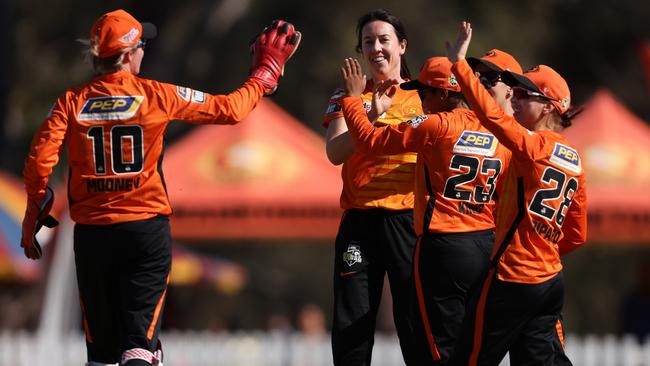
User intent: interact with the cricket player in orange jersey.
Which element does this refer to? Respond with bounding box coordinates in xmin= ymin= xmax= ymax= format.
xmin=339 ymin=54 xmax=514 ymax=364
xmin=324 ymin=9 xmax=423 ymax=366
xmin=447 ymin=22 xmax=587 ymax=365
xmin=20 ymin=9 xmax=300 ymax=366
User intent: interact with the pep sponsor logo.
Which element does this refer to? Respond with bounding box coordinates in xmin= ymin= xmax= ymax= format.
xmin=453 ymin=130 xmax=498 ymax=156
xmin=550 ymin=143 xmax=581 ymax=173
xmin=78 ymin=96 xmax=144 ymax=121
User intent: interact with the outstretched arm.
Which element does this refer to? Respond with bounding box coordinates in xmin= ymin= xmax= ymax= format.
xmin=448 ymin=21 xmax=540 ymax=160
xmin=164 ymin=20 xmax=302 ymax=125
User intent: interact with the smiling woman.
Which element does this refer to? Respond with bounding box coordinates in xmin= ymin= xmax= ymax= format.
xmin=356 ymin=11 xmax=410 ymax=84
xmin=322 ymin=9 xmax=424 ymax=366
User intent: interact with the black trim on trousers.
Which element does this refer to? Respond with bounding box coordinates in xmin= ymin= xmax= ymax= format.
xmin=422 ymin=164 xmax=436 ymax=234
xmin=491 ymin=177 xmax=525 ymax=267
xmin=157 ymin=135 xmax=168 ymax=195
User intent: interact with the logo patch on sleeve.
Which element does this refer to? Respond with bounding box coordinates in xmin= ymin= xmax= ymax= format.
xmin=325 ymin=101 xmax=342 ymax=115
xmin=177 ymin=86 xmax=191 ymax=101
xmin=191 ymin=90 xmax=205 ymax=104
xmin=78 ymin=96 xmax=144 ymax=121
xmin=550 ymin=143 xmax=581 ymax=174
xmin=404 ymin=115 xmax=427 ymax=128
xmin=325 ymin=88 xmax=347 ymax=116
xmin=453 ymin=131 xmax=498 ymax=156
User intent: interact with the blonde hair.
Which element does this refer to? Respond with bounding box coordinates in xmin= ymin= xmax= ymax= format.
xmin=80 ymin=36 xmax=133 ymax=74
xmin=92 ymin=53 xmax=128 ymax=74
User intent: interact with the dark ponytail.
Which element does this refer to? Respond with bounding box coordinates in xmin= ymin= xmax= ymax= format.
xmin=355 ymin=9 xmax=411 ymax=80
xmin=560 ymin=105 xmax=585 ymax=128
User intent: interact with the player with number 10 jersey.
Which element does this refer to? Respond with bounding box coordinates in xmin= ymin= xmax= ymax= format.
xmin=26 ymin=75 xmax=265 ymax=225
xmin=21 ymin=9 xmax=300 ymax=365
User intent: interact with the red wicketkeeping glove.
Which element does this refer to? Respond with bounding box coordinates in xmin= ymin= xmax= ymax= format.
xmin=249 ymin=20 xmax=302 ymax=95
xmin=20 ymin=186 xmax=59 ymax=260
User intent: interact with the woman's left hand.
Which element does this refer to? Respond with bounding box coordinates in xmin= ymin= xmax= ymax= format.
xmin=371 ymin=79 xmax=399 ymax=120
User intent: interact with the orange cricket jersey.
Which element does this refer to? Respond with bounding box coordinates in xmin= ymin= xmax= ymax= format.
xmin=453 ymin=60 xmax=588 ymax=284
xmin=23 ymin=71 xmax=265 ymax=224
xmin=341 ymin=97 xmax=511 ymax=237
xmin=323 ymin=84 xmax=422 ymax=210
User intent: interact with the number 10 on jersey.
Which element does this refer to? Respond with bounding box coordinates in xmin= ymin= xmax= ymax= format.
xmin=87 ymin=125 xmax=144 ymax=175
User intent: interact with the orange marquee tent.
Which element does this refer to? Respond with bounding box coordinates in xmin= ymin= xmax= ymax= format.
xmin=163 ymin=99 xmax=342 ymax=240
xmin=564 ymin=89 xmax=650 ymax=243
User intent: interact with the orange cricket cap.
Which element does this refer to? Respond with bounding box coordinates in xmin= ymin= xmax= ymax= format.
xmin=89 ymin=9 xmax=157 ymax=58
xmin=467 ymin=49 xmax=523 ymax=74
xmin=502 ymin=65 xmax=571 ymax=115
xmin=400 ymin=57 xmax=461 ymax=92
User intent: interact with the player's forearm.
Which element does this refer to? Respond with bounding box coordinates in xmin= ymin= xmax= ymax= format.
xmin=23 ymin=135 xmax=62 ymax=202
xmin=325 ymin=132 xmax=355 ymax=165
xmin=558 ymin=232 xmax=586 ymax=256
xmin=210 ymin=78 xmax=266 ymax=124
xmin=341 ymin=96 xmax=412 ymax=155
xmin=559 ymin=189 xmax=588 ymax=256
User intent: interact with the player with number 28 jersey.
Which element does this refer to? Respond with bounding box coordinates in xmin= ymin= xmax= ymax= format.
xmin=448 ymin=20 xmax=587 ymax=365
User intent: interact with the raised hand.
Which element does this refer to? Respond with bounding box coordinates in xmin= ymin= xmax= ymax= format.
xmin=446 ymin=21 xmax=472 ymax=63
xmin=250 ymin=20 xmax=302 ymax=95
xmin=371 ymin=79 xmax=399 ymax=120
xmin=341 ymin=58 xmax=366 ymax=97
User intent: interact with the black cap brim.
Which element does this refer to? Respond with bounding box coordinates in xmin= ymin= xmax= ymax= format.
xmin=501 ymin=71 xmax=543 ymax=94
xmin=467 ymin=57 xmax=503 ymax=73
xmin=142 ymin=22 xmax=157 ymax=39
xmin=400 ymin=80 xmax=429 ymax=90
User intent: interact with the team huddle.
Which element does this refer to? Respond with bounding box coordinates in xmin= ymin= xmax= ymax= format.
xmin=19 ymin=7 xmax=586 ymax=366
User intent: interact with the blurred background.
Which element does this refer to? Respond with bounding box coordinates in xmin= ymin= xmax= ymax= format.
xmin=1 ymin=0 xmax=650 ymax=365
